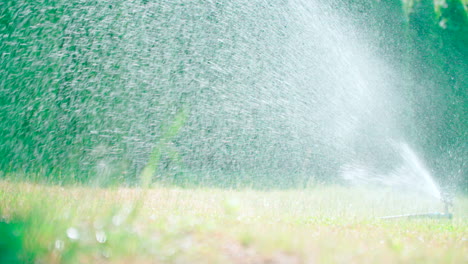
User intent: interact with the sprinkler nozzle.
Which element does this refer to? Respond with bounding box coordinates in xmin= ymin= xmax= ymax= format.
xmin=441 ymin=192 xmax=453 ymax=215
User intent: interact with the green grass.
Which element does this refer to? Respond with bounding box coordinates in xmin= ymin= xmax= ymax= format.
xmin=0 ymin=180 xmax=467 ymax=263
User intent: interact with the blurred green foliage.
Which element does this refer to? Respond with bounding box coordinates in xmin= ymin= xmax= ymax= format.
xmin=0 ymin=221 xmax=25 ymax=264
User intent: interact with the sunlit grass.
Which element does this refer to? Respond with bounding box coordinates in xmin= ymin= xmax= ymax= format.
xmin=0 ymin=180 xmax=467 ymax=263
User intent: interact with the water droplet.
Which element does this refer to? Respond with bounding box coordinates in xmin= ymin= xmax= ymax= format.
xmin=112 ymin=215 xmax=124 ymax=226
xmin=55 ymin=239 xmax=64 ymax=250
xmin=101 ymin=248 xmax=111 ymax=258
xmin=96 ymin=230 xmax=107 ymax=243
xmin=66 ymin=227 xmax=80 ymax=240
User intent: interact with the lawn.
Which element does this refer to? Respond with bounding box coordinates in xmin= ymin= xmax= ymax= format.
xmin=0 ymin=180 xmax=466 ymax=263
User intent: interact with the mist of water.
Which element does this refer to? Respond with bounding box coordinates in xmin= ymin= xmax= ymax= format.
xmin=0 ymin=0 xmax=461 ymax=193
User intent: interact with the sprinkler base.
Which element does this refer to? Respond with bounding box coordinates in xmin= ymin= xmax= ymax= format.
xmin=380 ymin=212 xmax=452 ymax=220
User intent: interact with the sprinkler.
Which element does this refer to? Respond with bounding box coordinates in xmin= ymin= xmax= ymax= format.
xmin=380 ymin=193 xmax=453 ymax=220
xmin=441 ymin=192 xmax=453 ymax=217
